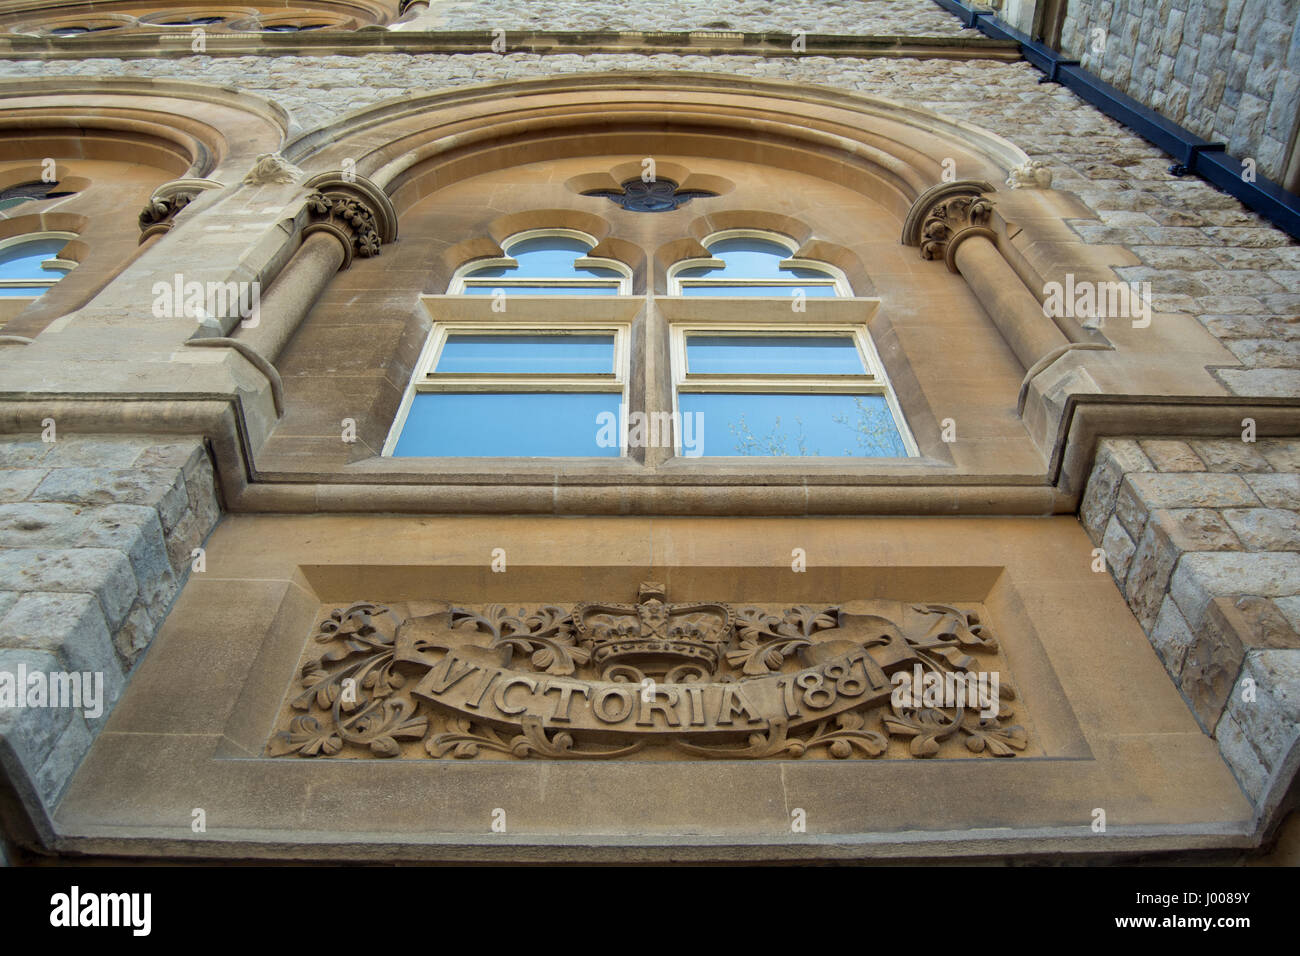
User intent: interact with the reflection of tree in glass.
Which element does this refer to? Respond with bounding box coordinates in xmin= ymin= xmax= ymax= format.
xmin=831 ymin=396 xmax=905 ymax=456
xmin=729 ymin=415 xmax=815 ymax=456
xmin=727 ymin=398 xmax=903 ymax=457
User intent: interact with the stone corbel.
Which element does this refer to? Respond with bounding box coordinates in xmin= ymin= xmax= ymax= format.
xmin=137 ymin=178 xmax=223 ymax=243
xmin=901 ymin=180 xmax=996 ymax=270
xmin=301 ymin=172 xmax=399 ymax=269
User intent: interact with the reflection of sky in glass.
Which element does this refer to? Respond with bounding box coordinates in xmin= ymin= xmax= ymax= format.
xmin=462 ymin=284 xmax=619 ymax=295
xmin=679 ymin=392 xmax=907 ymax=457
xmin=676 ymin=237 xmax=841 ymax=296
xmin=0 ymin=237 xmax=69 ymax=297
xmin=393 ymin=392 xmax=621 ymax=457
xmin=687 ymin=335 xmax=864 ymax=375
xmin=462 ymin=236 xmax=621 ymax=293
xmin=435 ymin=334 xmax=615 ymax=374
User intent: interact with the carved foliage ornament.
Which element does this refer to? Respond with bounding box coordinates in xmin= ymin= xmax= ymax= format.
xmin=919 ymin=194 xmax=993 ymax=261
xmin=305 ymin=191 xmax=383 ymax=259
xmin=269 ymin=583 xmax=1027 ymax=761
xmin=138 ymin=192 xmax=192 ymax=232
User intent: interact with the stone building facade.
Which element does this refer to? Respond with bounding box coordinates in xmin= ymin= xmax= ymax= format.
xmin=0 ymin=0 xmax=1296 ymax=864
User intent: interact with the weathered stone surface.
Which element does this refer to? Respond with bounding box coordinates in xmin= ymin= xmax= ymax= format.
xmin=0 ymin=470 xmax=46 ymax=503
xmin=31 ymin=468 xmax=190 ymax=534
xmin=1259 ymin=439 xmax=1300 ymax=472
xmin=1151 ymin=594 xmax=1197 ymax=674
xmin=1124 ymin=472 xmax=1261 ymax=510
xmin=1244 ymin=473 xmax=1300 ymax=510
xmin=1102 ymin=514 xmax=1136 ymax=583
xmin=1170 ymin=551 xmax=1300 ymax=631
xmin=73 ymin=505 xmax=178 ymax=619
xmin=1154 ymin=508 xmax=1243 ymax=552
xmin=1183 ymin=595 xmax=1300 ymax=733
xmin=35 ymin=713 xmax=92 ymax=806
xmin=1188 ymin=438 xmax=1275 ymax=473
xmin=1214 ymin=708 xmax=1270 ymax=801
xmin=0 ymin=443 xmax=51 ymax=469
xmin=0 ymin=549 xmax=137 ymax=632
xmin=1113 ymin=475 xmax=1152 ymax=541
xmin=1221 ymin=507 xmax=1300 ymax=551
xmin=1226 ymin=649 xmax=1300 ymax=778
xmin=0 ymin=649 xmax=76 ymax=778
xmin=0 ymin=591 xmax=124 ymax=718
xmin=0 ymin=503 xmax=90 ymax=549
xmin=1139 ymin=439 xmax=1205 ymax=472
xmin=40 ymin=439 xmax=147 ymax=470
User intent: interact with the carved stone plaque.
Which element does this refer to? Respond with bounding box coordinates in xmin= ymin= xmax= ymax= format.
xmin=268 ymin=584 xmax=1032 ymax=760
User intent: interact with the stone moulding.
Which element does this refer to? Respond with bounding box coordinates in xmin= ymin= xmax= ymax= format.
xmin=268 ymin=583 xmax=1027 ymax=761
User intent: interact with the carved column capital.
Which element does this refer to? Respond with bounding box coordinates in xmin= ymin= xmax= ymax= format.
xmin=901 ymin=180 xmax=996 ymax=262
xmin=137 ymin=178 xmax=223 ymax=243
xmin=301 ymin=172 xmax=398 ymax=269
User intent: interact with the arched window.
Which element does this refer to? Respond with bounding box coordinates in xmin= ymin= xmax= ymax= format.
xmin=386 ymin=231 xmax=632 ymax=457
xmin=667 ymin=231 xmax=848 ymax=297
xmin=665 ymin=231 xmax=912 ymax=457
xmin=448 ymin=230 xmax=631 ymax=296
xmin=0 ymin=233 xmax=76 ymax=298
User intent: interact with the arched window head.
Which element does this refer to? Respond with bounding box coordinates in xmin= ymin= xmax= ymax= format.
xmin=450 ymin=230 xmax=631 ymax=295
xmin=0 ymin=233 xmax=76 ymax=298
xmin=0 ymin=180 xmax=78 ymax=212
xmin=668 ymin=230 xmax=849 ymax=297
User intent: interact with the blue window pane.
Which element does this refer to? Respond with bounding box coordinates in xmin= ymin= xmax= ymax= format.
xmin=679 ymin=284 xmax=837 ymax=297
xmin=686 ymin=335 xmax=865 ymax=375
xmin=393 ymin=392 xmax=621 ymax=457
xmin=435 ymin=334 xmax=614 ymax=374
xmin=462 ymin=284 xmax=619 ymax=296
xmin=701 ymin=238 xmax=793 ymax=279
xmin=678 ymin=393 xmax=907 ymax=457
xmin=461 ymin=236 xmax=624 ymax=291
xmin=0 ymin=237 xmax=69 ymax=297
xmin=674 ymin=236 xmax=844 ymax=294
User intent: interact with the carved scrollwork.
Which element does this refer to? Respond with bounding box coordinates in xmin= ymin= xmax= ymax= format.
xmin=268 ymin=586 xmax=1031 ymax=762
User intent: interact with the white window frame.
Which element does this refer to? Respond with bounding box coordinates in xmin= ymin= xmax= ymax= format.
xmin=0 ymin=231 xmax=77 ymax=293
xmin=668 ymin=320 xmax=919 ymax=458
xmin=382 ymin=317 xmax=632 ymax=458
xmin=665 ymin=228 xmax=851 ymax=297
xmin=447 ymin=228 xmax=633 ymax=296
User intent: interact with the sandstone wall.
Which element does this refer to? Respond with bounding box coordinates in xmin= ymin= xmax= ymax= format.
xmin=8 ymin=51 xmax=1296 ymax=394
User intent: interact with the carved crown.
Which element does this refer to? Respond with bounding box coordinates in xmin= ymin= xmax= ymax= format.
xmin=573 ymin=582 xmax=732 ymax=682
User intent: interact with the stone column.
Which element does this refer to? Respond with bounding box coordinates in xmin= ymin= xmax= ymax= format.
xmin=235 ymin=231 xmax=347 ymax=363
xmin=948 ymin=228 xmax=1070 ymax=367
xmin=232 ymin=173 xmax=398 ymax=365
xmin=902 ymin=181 xmax=1069 ymax=370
